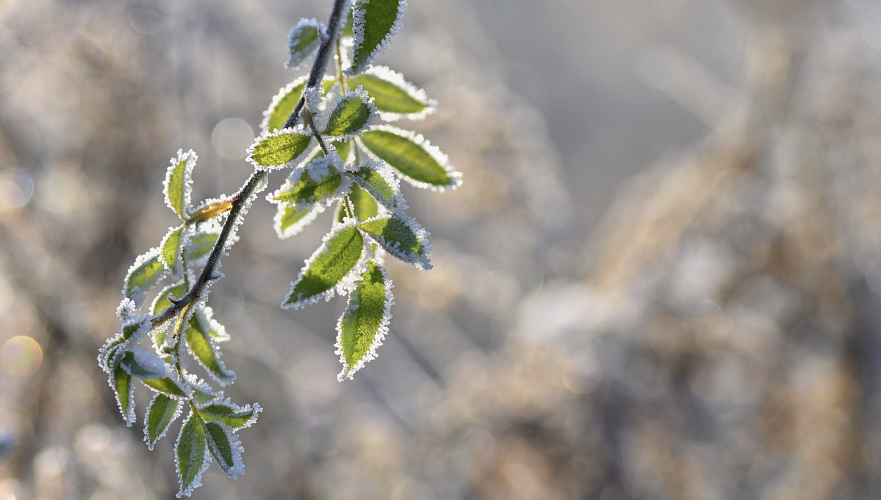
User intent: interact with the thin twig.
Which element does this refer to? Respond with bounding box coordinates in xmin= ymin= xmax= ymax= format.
xmin=151 ymin=0 xmax=349 ymax=327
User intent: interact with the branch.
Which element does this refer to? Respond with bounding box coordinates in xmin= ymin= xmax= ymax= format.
xmin=151 ymin=0 xmax=349 ymax=328
xmin=282 ymin=0 xmax=349 ymax=130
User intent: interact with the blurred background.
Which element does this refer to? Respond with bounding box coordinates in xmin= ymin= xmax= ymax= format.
xmin=3 ymin=0 xmax=881 ymax=498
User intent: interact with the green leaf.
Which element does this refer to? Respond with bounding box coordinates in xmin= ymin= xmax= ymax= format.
xmin=274 ymin=203 xmax=321 ymax=239
xmin=350 ymin=161 xmax=406 ymax=213
xmin=359 ymin=126 xmax=461 ymax=190
xmin=204 ymin=421 xmax=244 ymax=478
xmin=119 ymin=349 xmax=166 ymax=379
xmin=349 ymin=182 xmax=380 ymax=221
xmin=263 ymin=76 xmax=338 ymax=133
xmin=198 ymin=400 xmax=261 ymax=429
xmin=186 ymin=310 xmax=236 ymax=386
xmin=348 ymin=66 xmax=434 ymax=119
xmin=323 ymin=89 xmax=377 ymax=137
xmin=270 ymin=157 xmax=349 ymax=210
xmin=111 ymin=363 xmax=135 ymax=426
xmin=151 ymin=283 xmax=188 ymax=316
xmin=336 ymin=261 xmax=393 ymax=380
xmin=247 ymin=128 xmax=313 ymax=169
xmin=333 ymin=140 xmax=353 ymax=163
xmin=143 ymin=376 xmax=190 ymax=398
xmin=164 ymin=149 xmax=196 ymax=220
xmin=283 ymin=224 xmax=364 ymax=308
xmin=358 ymin=215 xmax=431 ymax=269
xmin=185 ymin=225 xmax=220 ymax=264
xmin=342 ymin=5 xmax=354 ymax=38
xmin=285 ymin=18 xmax=321 ymax=70
xmin=123 ymin=248 xmax=168 ymax=308
xmin=175 ymin=412 xmax=210 ymax=497
xmin=190 ymin=379 xmax=220 ymax=406
xmin=160 ymin=226 xmax=185 ymax=275
xmin=144 ymin=393 xmax=183 ymax=450
xmin=348 ymin=0 xmax=406 ymax=76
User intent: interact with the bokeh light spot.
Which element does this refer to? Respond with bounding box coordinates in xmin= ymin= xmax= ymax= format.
xmin=2 ymin=336 xmax=43 ymax=378
xmin=0 ymin=169 xmax=34 ymax=213
xmin=212 ymin=118 xmax=254 ymax=160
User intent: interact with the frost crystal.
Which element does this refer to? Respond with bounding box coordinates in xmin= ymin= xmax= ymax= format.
xmin=335 ymin=262 xmax=394 ymax=381
xmin=285 ymin=18 xmax=322 ymax=70
xmin=347 ymin=0 xmax=408 ymax=76
xmin=356 ymin=65 xmax=436 ymax=121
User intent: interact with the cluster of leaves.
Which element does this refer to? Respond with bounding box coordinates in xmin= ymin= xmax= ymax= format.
xmin=98 ymin=0 xmax=460 ymax=496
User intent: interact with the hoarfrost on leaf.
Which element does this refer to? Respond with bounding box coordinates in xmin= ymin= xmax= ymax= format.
xmin=358 ymin=125 xmax=461 ymax=191
xmin=358 ymin=213 xmax=431 ymax=269
xmin=204 ymin=420 xmax=245 ymax=479
xmin=144 ymin=393 xmax=183 ymax=451
xmin=197 ymin=398 xmax=262 ymax=430
xmin=282 ymin=219 xmax=367 ymax=309
xmin=322 ymin=87 xmax=378 ymax=138
xmin=336 ymin=260 xmax=393 ymax=380
xmin=349 ymin=160 xmax=407 ymax=214
xmin=164 ymin=149 xmax=197 ymax=220
xmin=347 ymin=65 xmax=435 ymax=121
xmin=175 ymin=412 xmax=210 ymax=498
xmin=123 ymin=247 xmax=168 ymax=308
xmin=285 ymin=18 xmax=322 ymax=70
xmin=247 ymin=127 xmax=314 ymax=170
xmin=347 ymin=0 xmax=407 ymax=76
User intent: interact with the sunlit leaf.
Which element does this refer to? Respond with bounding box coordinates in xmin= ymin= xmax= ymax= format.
xmin=247 ymin=128 xmax=313 ymax=170
xmin=111 ymin=362 xmax=135 ymax=426
xmin=359 ymin=126 xmax=461 ymax=190
xmin=144 ymin=393 xmax=183 ymax=451
xmin=185 ymin=222 xmax=220 ymax=266
xmin=348 ymin=66 xmax=435 ymax=120
xmin=143 ymin=376 xmax=190 ymax=398
xmin=285 ymin=18 xmax=321 ymax=70
xmin=175 ymin=412 xmax=210 ymax=498
xmin=350 ymin=182 xmax=380 ymax=221
xmin=358 ymin=214 xmax=431 ymax=269
xmin=124 ymin=248 xmax=168 ymax=308
xmin=198 ymin=399 xmax=261 ymax=430
xmin=347 ymin=0 xmax=406 ymax=76
xmin=164 ymin=149 xmax=196 ymax=220
xmin=186 ymin=310 xmax=236 ymax=386
xmin=350 ymin=160 xmax=406 ymax=214
xmin=336 ymin=261 xmax=393 ymax=380
xmin=160 ymin=226 xmax=185 ymax=275
xmin=119 ymin=348 xmax=166 ymax=379
xmin=204 ymin=421 xmax=244 ymax=478
xmin=270 ymin=155 xmax=351 ymax=212
xmin=283 ymin=223 xmax=365 ymax=309
xmin=274 ymin=203 xmax=320 ymax=239
xmin=323 ymin=88 xmax=377 ymax=138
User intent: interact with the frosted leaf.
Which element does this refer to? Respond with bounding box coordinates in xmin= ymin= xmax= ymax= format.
xmin=119 ymin=348 xmax=167 ymax=379
xmin=164 ymin=149 xmax=197 ymax=220
xmin=358 ymin=125 xmax=461 ymax=191
xmin=274 ymin=203 xmax=323 ymax=239
xmin=195 ymin=305 xmax=229 ymax=341
xmin=116 ymin=298 xmax=137 ymax=321
xmin=246 ymin=127 xmax=314 ymax=170
xmin=341 ymin=182 xmax=380 ymax=222
xmin=123 ymin=247 xmax=168 ymax=308
xmin=111 ymin=362 xmax=135 ymax=426
xmin=144 ymin=393 xmax=183 ymax=451
xmin=160 ymin=225 xmax=186 ymax=278
xmin=197 ymin=398 xmax=261 ymax=430
xmin=187 ymin=197 xmax=232 ymax=225
xmin=285 ymin=18 xmax=321 ymax=70
xmin=268 ymin=154 xmax=352 ymax=213
xmin=336 ymin=260 xmax=394 ymax=380
xmin=186 ymin=374 xmax=222 ymax=406
xmin=347 ymin=0 xmax=407 ymax=76
xmin=151 ymin=282 xmax=188 ymax=316
xmin=262 ymin=76 xmax=338 ymax=133
xmin=185 ymin=309 xmax=236 ymax=386
xmin=175 ymin=412 xmax=210 ymax=498
xmin=184 ymin=219 xmax=222 ymax=267
xmin=358 ymin=213 xmax=431 ymax=269
xmin=348 ymin=65 xmax=435 ymax=121
xmin=322 ymin=87 xmax=378 ymax=138
xmin=341 ymin=3 xmax=354 ymax=39
xmin=204 ymin=420 xmax=245 ymax=479
xmin=282 ymin=219 xmax=367 ymax=309
xmin=349 ymin=159 xmax=407 ymax=214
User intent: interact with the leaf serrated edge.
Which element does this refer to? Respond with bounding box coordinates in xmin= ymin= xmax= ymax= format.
xmin=359 ymin=213 xmax=432 ymax=270
xmin=268 ymin=154 xmax=353 ymax=213
xmin=356 ymin=65 xmax=436 ymax=121
xmin=174 ymin=412 xmax=211 ymax=498
xmin=273 ymin=202 xmax=324 ymax=239
xmin=260 ymin=76 xmax=308 ymax=133
xmin=246 ymin=127 xmax=315 ymax=170
xmin=144 ymin=393 xmax=184 ymax=451
xmin=203 ymin=420 xmax=246 ymax=479
xmin=348 ymin=159 xmax=408 ymax=215
xmin=323 ymin=87 xmax=380 ymax=139
xmin=282 ymin=218 xmax=369 ymax=309
xmin=123 ymin=247 xmax=168 ymax=308
xmin=346 ymin=0 xmax=407 ymax=76
xmin=163 ymin=149 xmax=197 ymax=220
xmin=336 ymin=261 xmax=394 ymax=381
xmin=285 ymin=18 xmax=322 ymax=70
xmin=359 ymin=124 xmax=462 ymax=191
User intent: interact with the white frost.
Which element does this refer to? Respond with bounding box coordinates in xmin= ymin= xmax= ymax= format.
xmin=358 ymin=125 xmax=462 ymax=191
xmin=335 ymin=262 xmax=394 ymax=381
xmin=162 ymin=149 xmax=198 ymax=220
xmin=346 ymin=0 xmax=408 ymax=76
xmin=285 ymin=18 xmax=322 ymax=70
xmin=360 ymin=65 xmax=437 ymax=121
xmin=246 ymin=127 xmax=315 ymax=171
